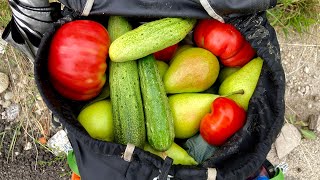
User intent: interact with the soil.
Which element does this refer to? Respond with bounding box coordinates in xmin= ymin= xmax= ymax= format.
xmin=0 ymin=30 xmax=70 ymax=179
xmin=0 ymin=12 xmax=319 ymax=180
xmin=267 ymin=24 xmax=320 ymax=180
xmin=0 ymin=121 xmax=70 ymax=180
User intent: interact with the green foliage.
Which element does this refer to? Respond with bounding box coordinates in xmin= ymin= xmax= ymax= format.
xmin=299 ymin=129 xmax=317 ymax=140
xmin=286 ymin=115 xmax=318 ymax=140
xmin=0 ymin=1 xmax=11 ymax=29
xmin=38 ymin=154 xmax=67 ymax=166
xmin=267 ymin=0 xmax=320 ymax=34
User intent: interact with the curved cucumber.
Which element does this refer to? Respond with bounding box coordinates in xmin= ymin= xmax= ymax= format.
xmin=109 ymin=18 xmax=196 ymax=62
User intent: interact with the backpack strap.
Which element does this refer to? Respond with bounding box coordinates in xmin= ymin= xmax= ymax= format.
xmin=82 ymin=0 xmax=94 ymax=16
xmin=207 ymin=168 xmax=217 ymax=180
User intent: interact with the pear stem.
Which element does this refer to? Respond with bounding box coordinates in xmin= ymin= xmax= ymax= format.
xmin=222 ymin=89 xmax=244 ymax=97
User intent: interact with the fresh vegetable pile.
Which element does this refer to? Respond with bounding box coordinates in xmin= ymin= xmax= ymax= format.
xmin=48 ymin=16 xmax=264 ymax=166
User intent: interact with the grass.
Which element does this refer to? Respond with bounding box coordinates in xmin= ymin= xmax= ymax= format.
xmin=0 ymin=131 xmax=6 ymax=152
xmin=0 ymin=0 xmax=11 ymax=29
xmin=7 ymin=120 xmax=23 ymax=162
xmin=38 ymin=154 xmax=67 ymax=167
xmin=267 ymin=0 xmax=320 ymax=35
xmin=37 ymin=151 xmax=72 ymax=178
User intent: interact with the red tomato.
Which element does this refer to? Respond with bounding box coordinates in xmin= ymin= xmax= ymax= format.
xmin=153 ymin=44 xmax=179 ymax=61
xmin=194 ymin=19 xmax=256 ymax=67
xmin=48 ymin=20 xmax=110 ymax=101
xmin=193 ymin=19 xmax=218 ymax=48
xmin=200 ymin=97 xmax=246 ymax=146
xmin=221 ymin=41 xmax=256 ymax=67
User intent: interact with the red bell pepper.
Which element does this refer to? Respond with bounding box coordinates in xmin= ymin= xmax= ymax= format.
xmin=200 ymin=97 xmax=246 ymax=146
xmin=194 ymin=19 xmax=256 ymax=67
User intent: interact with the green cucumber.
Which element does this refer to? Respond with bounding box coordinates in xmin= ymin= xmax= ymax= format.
xmin=108 ymin=17 xmax=146 ymax=148
xmin=108 ymin=16 xmax=133 ymax=42
xmin=138 ymin=55 xmax=175 ymax=151
xmin=109 ymin=18 xmax=196 ymax=62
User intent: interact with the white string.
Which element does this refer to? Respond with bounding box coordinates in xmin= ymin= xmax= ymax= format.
xmin=199 ymin=0 xmax=224 ymax=23
xmin=82 ymin=0 xmax=94 ymax=16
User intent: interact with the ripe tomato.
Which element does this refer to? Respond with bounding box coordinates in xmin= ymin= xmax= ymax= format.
xmin=153 ymin=44 xmax=178 ymax=61
xmin=48 ymin=20 xmax=110 ymax=101
xmin=194 ymin=19 xmax=256 ymax=67
xmin=200 ymin=97 xmax=246 ymax=146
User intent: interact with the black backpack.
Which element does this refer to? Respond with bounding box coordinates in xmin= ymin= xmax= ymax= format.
xmin=4 ymin=0 xmax=285 ymax=179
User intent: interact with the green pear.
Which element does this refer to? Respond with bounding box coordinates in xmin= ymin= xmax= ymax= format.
xmin=144 ymin=142 xmax=198 ymax=165
xmin=218 ymin=57 xmax=263 ymax=110
xmin=156 ymin=60 xmax=169 ymax=78
xmin=218 ymin=67 xmax=240 ymax=83
xmin=164 ymin=48 xmax=220 ymax=94
xmin=175 ymin=44 xmax=193 ymax=55
xmin=168 ymin=93 xmax=219 ymax=139
xmin=169 ymin=44 xmax=193 ymax=65
xmin=170 ymin=44 xmax=193 ymax=64
xmin=78 ymin=100 xmax=114 ymax=141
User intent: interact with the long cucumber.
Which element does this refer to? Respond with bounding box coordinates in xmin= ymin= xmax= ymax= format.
xmin=108 ymin=16 xmax=146 ymax=148
xmin=138 ymin=55 xmax=175 ymax=151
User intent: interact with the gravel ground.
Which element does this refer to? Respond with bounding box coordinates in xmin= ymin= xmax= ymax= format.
xmin=267 ymin=24 xmax=320 ymax=180
xmin=0 ymin=121 xmax=70 ymax=180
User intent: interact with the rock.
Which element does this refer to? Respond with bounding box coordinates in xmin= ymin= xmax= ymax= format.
xmin=307 ymin=103 xmax=313 ymax=109
xmin=275 ymin=123 xmax=302 ymax=159
xmin=2 ymin=100 xmax=11 ymax=108
xmin=308 ymin=114 xmax=320 ymax=132
xmin=14 ymin=152 xmax=20 ymax=156
xmin=305 ymin=85 xmax=310 ymax=95
xmin=4 ymin=91 xmax=14 ymax=100
xmin=1 ymin=111 xmax=6 ymax=119
xmin=36 ymin=95 xmax=42 ymax=101
xmin=0 ymin=33 xmax=7 ymax=55
xmin=47 ymin=130 xmax=73 ymax=156
xmin=303 ymin=66 xmax=310 ymax=74
xmin=0 ymin=72 xmax=9 ymax=94
xmin=11 ymin=74 xmax=18 ymax=80
xmin=6 ymin=104 xmax=20 ymax=120
xmin=35 ymin=109 xmax=42 ymax=115
xmin=313 ymin=95 xmax=320 ymax=102
xmin=17 ymin=82 xmax=24 ymax=88
xmin=24 ymin=142 xmax=32 ymax=151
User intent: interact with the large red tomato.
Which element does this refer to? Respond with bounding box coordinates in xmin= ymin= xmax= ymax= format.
xmin=48 ymin=20 xmax=110 ymax=101
xmin=200 ymin=97 xmax=246 ymax=146
xmin=194 ymin=19 xmax=256 ymax=67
